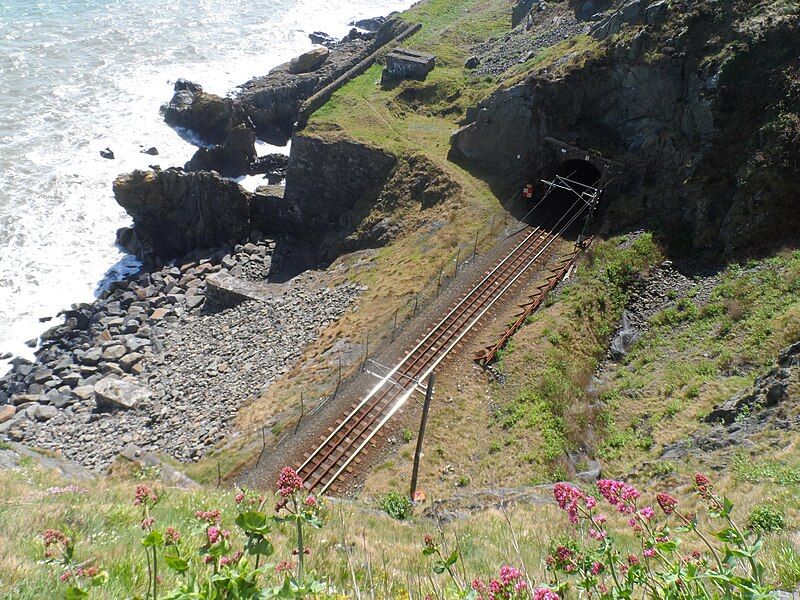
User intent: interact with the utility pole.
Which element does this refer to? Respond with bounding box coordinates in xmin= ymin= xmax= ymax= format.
xmin=410 ymin=373 xmax=435 ymax=502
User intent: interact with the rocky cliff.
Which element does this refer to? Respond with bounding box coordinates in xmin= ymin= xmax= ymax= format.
xmin=113 ymin=169 xmax=252 ymax=260
xmin=451 ymin=0 xmax=800 ymax=256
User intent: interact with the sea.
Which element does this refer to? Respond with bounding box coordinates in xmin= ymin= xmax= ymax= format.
xmin=0 ymin=0 xmax=414 ymax=373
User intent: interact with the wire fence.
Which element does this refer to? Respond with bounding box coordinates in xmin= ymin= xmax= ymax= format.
xmin=256 ymin=199 xmax=531 ymax=455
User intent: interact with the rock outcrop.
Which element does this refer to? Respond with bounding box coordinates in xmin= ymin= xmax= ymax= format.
xmin=289 ymin=47 xmax=330 ymax=74
xmin=283 ymin=134 xmax=398 ymax=232
xmin=451 ymin=0 xmax=800 ymax=257
xmin=184 ymin=123 xmax=257 ymax=177
xmin=113 ymin=169 xmax=252 ymax=260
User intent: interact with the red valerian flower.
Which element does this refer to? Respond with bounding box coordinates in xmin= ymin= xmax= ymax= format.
xmin=657 ymin=492 xmax=678 ymax=515
xmin=277 ymin=467 xmax=304 ymax=496
xmin=134 ymin=484 xmax=157 ymax=507
xmin=554 ymin=483 xmax=593 ymax=524
xmin=195 ymin=509 xmax=222 ymax=524
xmin=533 ymin=588 xmax=560 ymax=600
xmin=694 ymin=473 xmax=713 ymax=498
xmin=275 ymin=560 xmax=295 ymax=573
xmin=234 ymin=492 xmax=245 ymax=505
xmin=164 ymin=527 xmax=180 ymax=545
xmin=43 ymin=529 xmax=69 ymax=547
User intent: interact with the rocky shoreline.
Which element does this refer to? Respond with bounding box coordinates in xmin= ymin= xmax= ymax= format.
xmin=0 ymin=10 xmax=401 ymax=469
xmin=0 ymin=232 xmax=363 ymax=470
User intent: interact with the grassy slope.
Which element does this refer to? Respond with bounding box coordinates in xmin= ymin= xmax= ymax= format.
xmin=3 ymin=433 xmax=800 ymax=595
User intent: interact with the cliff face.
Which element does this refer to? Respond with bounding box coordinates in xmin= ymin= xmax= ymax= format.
xmin=113 ymin=169 xmax=253 ymax=260
xmin=451 ymin=0 xmax=800 ymax=256
xmin=283 ymin=134 xmax=399 ymax=232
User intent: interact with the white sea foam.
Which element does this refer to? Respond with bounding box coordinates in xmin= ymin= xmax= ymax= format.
xmin=0 ymin=0 xmax=414 ymax=373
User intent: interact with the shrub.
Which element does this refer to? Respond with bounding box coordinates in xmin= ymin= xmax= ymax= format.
xmin=402 ymin=428 xmax=414 ymax=443
xmin=379 ymin=492 xmax=413 ymax=520
xmin=748 ymin=504 xmax=786 ymax=533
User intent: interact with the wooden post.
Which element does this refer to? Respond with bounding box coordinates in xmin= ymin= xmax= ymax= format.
xmin=294 ymin=392 xmax=304 ymax=434
xmin=410 ymin=373 xmax=435 ymax=502
xmin=473 ymin=230 xmax=479 ymax=257
xmin=454 ymin=248 xmax=461 ymax=275
xmin=391 ymin=308 xmax=399 ymax=341
xmin=489 ymin=214 xmax=496 ymax=236
xmin=436 ymin=267 xmax=443 ymax=296
xmin=363 ymin=333 xmax=369 ymax=371
xmin=413 ymin=293 xmax=419 ymax=317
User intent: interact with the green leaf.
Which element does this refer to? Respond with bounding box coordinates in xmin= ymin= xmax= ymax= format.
xmin=164 ymin=553 xmax=190 ymax=573
xmin=235 ymin=511 xmax=271 ymax=535
xmin=433 ymin=561 xmax=446 ymax=574
xmin=422 ymin=547 xmax=436 ymax=557
xmin=65 ymin=587 xmax=89 ymax=600
xmin=445 ymin=549 xmax=459 ymax=567
xmin=141 ymin=530 xmax=164 ymax=548
xmin=249 ymin=538 xmax=274 ymax=557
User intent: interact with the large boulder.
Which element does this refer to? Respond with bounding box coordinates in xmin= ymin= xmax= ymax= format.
xmin=185 ymin=123 xmax=258 ymax=177
xmin=94 ymin=377 xmax=151 ymax=411
xmin=113 ymin=168 xmax=253 ymax=260
xmin=161 ymin=81 xmax=243 ymax=145
xmin=289 ymin=47 xmax=330 ymax=74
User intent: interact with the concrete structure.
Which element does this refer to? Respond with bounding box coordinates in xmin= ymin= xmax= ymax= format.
xmin=381 ymin=48 xmax=435 ymax=84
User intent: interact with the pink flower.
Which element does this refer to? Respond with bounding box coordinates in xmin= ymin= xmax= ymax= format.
xmin=234 ymin=492 xmax=245 ymax=505
xmin=164 ymin=527 xmax=180 ymax=545
xmin=134 ymin=484 xmax=157 ymax=507
xmin=207 ymin=526 xmax=221 ymax=544
xmin=644 ymin=548 xmax=656 ymax=558
xmin=140 ymin=517 xmax=155 ymax=530
xmin=499 ymin=565 xmax=522 ymax=584
xmin=597 ymin=479 xmax=640 ymax=514
xmin=195 ymin=509 xmax=222 ymax=524
xmin=553 ymin=483 xmax=592 ymax=524
xmin=657 ymin=492 xmax=678 ymax=515
xmin=695 ymin=473 xmax=713 ymax=498
xmin=276 ymin=560 xmax=295 ymax=574
xmin=277 ymin=467 xmax=304 ymax=496
xmin=304 ymin=495 xmax=317 ymax=507
xmin=639 ymin=506 xmax=655 ymax=520
xmin=627 ymin=554 xmax=640 ymax=565
xmin=589 ymin=527 xmax=607 ymax=540
xmin=533 ymin=588 xmax=560 ymax=600
xmin=43 ymin=529 xmax=68 ymax=547
xmin=591 ymin=561 xmax=603 ymax=575
xmin=203 ymin=555 xmax=214 ymax=565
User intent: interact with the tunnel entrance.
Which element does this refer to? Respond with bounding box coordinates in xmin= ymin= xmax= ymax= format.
xmin=549 ymin=159 xmax=603 ymax=202
xmin=522 ymin=159 xmax=604 ymax=241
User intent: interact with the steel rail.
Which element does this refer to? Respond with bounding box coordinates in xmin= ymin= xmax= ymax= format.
xmin=300 ymin=198 xmax=586 ymax=490
xmin=297 ymin=223 xmax=549 ymax=474
xmin=299 ymin=227 xmax=553 ymax=486
xmin=315 ymin=201 xmax=589 ymax=494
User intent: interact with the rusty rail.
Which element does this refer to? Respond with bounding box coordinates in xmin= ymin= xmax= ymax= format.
xmin=474 ymin=237 xmax=593 ymax=365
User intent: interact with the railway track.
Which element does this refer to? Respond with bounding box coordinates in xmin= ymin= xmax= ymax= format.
xmin=296 ymin=198 xmax=589 ymax=494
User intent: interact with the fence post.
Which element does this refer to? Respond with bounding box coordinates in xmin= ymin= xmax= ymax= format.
xmin=473 ymin=230 xmax=479 ymax=257
xmin=413 ymin=293 xmax=419 ymax=317
xmin=436 ymin=267 xmax=443 ymax=297
xmin=294 ymin=392 xmax=304 ymax=434
xmin=410 ymin=373 xmax=435 ymax=502
xmin=489 ymin=214 xmax=496 ymax=236
xmin=363 ymin=333 xmax=369 ymax=371
xmin=391 ymin=308 xmax=399 ymax=341
xmin=454 ymin=248 xmax=461 ymax=275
